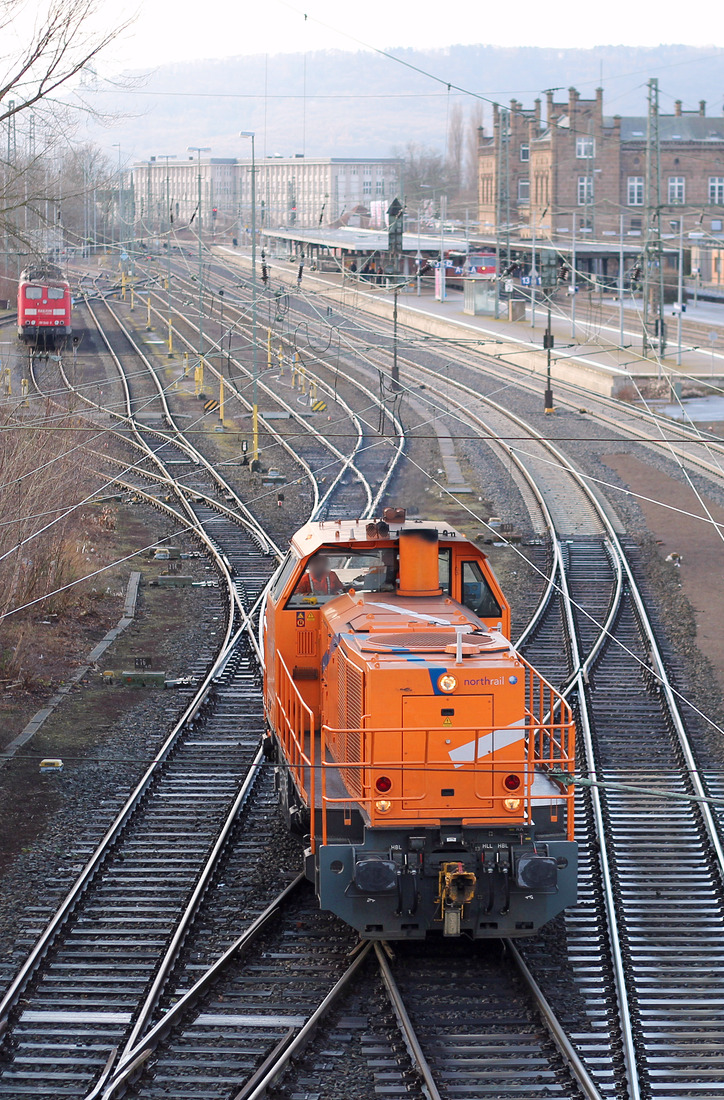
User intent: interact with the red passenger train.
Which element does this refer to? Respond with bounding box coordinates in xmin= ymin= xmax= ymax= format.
xmin=263 ymin=512 xmax=577 ymax=940
xmin=17 ymin=266 xmax=72 ymax=347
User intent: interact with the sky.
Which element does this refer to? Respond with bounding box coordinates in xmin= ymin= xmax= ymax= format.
xmin=103 ymin=0 xmax=716 ymax=72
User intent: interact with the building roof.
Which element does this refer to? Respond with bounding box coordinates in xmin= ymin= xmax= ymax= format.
xmin=262 ymin=225 xmax=471 ymax=254
xmin=614 ymin=116 xmax=724 ymax=142
xmin=135 ymin=155 xmax=401 ymax=169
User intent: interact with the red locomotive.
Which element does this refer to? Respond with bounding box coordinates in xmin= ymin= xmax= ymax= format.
xmin=17 ymin=265 xmax=72 ymax=347
xmin=263 ymin=512 xmax=577 ymax=940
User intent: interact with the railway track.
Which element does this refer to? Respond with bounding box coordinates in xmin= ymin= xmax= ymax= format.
xmin=113 ymin=264 xmax=405 ymax=522
xmin=5 ymin=252 xmax=724 ymax=1097
xmin=0 ymin=305 xmax=284 ymax=1096
xmin=178 ymin=252 xmax=724 ymax=1097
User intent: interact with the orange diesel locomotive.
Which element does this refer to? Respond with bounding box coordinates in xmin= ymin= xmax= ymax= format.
xmin=263 ymin=515 xmax=576 ymax=939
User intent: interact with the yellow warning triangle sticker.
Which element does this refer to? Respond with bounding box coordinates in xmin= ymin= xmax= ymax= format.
xmin=443 ymin=717 xmax=452 ymax=726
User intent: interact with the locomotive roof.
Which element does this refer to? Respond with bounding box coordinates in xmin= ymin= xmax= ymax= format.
xmin=290 ymin=518 xmax=469 ymax=557
xmin=20 ymin=266 xmax=68 ymax=285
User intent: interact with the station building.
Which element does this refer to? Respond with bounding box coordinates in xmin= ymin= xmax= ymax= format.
xmin=132 ymin=156 xmax=402 ymax=236
xmin=478 ymin=88 xmax=724 ymax=245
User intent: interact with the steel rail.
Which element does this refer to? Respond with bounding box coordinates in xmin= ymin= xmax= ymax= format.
xmin=87 ymin=295 xmax=280 ymax=555
xmin=142 ymin=282 xmax=371 ymax=516
xmin=89 ymin=874 xmax=307 ymax=1100
xmin=143 ymin=266 xmax=406 ymax=517
xmin=374 ymin=943 xmax=444 ymax=1100
xmin=190 ymin=262 xmax=408 ymax=509
xmin=504 ymin=939 xmax=608 ymax=1100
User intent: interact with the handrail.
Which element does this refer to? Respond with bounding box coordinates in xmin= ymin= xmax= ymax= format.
xmin=274 ymin=651 xmax=316 ymax=849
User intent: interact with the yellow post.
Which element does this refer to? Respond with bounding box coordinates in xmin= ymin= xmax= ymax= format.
xmin=21 ymin=378 xmax=28 ymax=407
xmin=267 ymin=328 xmax=272 ymax=373
xmin=219 ymin=377 xmax=224 ymax=422
xmin=146 ymin=295 xmax=152 ymax=330
xmin=130 ymin=285 xmax=135 ymax=311
xmin=183 ymin=351 xmax=189 ymax=377
xmin=121 ymin=271 xmax=127 ymax=300
xmin=252 ymin=402 xmax=259 ymax=467
xmin=195 ymin=360 xmax=204 ymax=396
xmin=278 ymin=342 xmax=284 ymax=376
xmin=300 ymin=364 xmax=307 ymax=395
xmin=4 ymin=368 xmax=11 ymax=395
xmin=167 ymin=317 xmax=173 ymax=357
xmin=309 ymin=379 xmax=317 ymax=403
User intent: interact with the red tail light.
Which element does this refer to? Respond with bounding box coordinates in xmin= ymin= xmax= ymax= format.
xmin=504 ymin=774 xmax=522 ymax=791
xmin=375 ymin=775 xmax=392 ymax=793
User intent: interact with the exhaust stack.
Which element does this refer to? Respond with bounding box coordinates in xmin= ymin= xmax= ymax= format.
xmin=397 ymin=528 xmax=442 ymax=598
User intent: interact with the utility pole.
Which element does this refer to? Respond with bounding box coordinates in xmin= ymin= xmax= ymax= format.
xmin=544 ymin=302 xmax=554 ymax=412
xmin=188 ymin=146 xmax=211 ymax=369
xmin=392 ymin=285 xmax=399 ymax=391
xmin=619 ymin=213 xmax=625 ymax=349
xmin=644 ymin=77 xmax=665 ymax=363
xmin=240 ymin=131 xmax=259 ymax=467
xmin=570 ymin=212 xmax=577 ymax=338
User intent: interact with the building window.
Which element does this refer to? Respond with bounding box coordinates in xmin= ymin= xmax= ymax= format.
xmin=709 ymin=177 xmax=724 ymax=205
xmin=375 ymin=179 xmax=384 ymax=195
xmin=713 ymin=219 xmax=723 ymax=232
xmin=627 ymin=176 xmax=644 ymax=205
xmin=518 ymin=178 xmax=530 ymax=202
xmin=363 ymin=180 xmax=371 ymax=195
xmin=576 ymin=137 xmax=595 ymax=159
xmin=520 ymin=143 xmax=529 ymax=162
xmin=577 ymin=176 xmax=593 ymax=205
xmin=668 ymin=177 xmax=685 ymax=204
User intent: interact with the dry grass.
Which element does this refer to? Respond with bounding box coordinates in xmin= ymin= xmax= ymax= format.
xmin=0 ymin=400 xmax=109 ymax=681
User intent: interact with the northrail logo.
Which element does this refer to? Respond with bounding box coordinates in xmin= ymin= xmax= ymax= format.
xmin=463 ymin=676 xmax=506 ymax=687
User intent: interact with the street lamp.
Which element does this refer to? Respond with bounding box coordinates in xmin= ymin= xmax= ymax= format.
xmin=112 ymin=143 xmax=121 ymax=253
xmin=188 ymin=146 xmax=211 ymax=367
xmin=240 ymin=130 xmax=259 ymax=468
xmin=159 ymin=154 xmax=176 ymax=356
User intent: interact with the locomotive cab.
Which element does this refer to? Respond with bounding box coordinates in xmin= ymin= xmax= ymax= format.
xmin=263 ymin=517 xmax=577 ymax=940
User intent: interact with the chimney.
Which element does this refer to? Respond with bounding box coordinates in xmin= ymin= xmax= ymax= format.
xmin=397 ymin=529 xmax=442 ymax=599
xmin=700 ymin=100 xmax=707 ymax=117
xmin=546 ymin=90 xmax=554 ymax=123
xmin=568 ymin=87 xmax=579 ymax=117
xmin=674 ymin=100 xmax=682 ymax=117
xmin=534 ymin=98 xmax=541 ymax=127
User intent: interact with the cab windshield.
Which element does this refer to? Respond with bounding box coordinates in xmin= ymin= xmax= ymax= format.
xmin=286 ymin=548 xmax=397 ymax=607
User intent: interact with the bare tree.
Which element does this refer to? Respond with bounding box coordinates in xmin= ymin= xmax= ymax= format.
xmin=465 ymin=102 xmax=484 ymax=194
xmin=0 ymin=0 xmax=131 ymax=284
xmin=446 ymin=102 xmax=464 ymax=194
xmin=0 ymin=0 xmax=132 ymax=127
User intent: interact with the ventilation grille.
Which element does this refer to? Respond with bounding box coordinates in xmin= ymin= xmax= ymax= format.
xmin=296 ymin=630 xmax=317 ymax=656
xmin=338 ymin=655 xmax=364 ymax=798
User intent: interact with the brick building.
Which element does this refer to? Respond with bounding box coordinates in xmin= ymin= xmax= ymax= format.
xmin=478 ymin=87 xmax=724 ymax=246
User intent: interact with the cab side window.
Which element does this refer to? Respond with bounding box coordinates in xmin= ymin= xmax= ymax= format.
xmin=25 ymin=287 xmax=42 ymax=300
xmin=438 ymin=549 xmax=451 ymax=595
xmin=269 ymin=552 xmax=299 ymax=602
xmin=461 ymin=560 xmax=502 ymax=618
xmin=48 ymin=287 xmax=64 ymax=300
